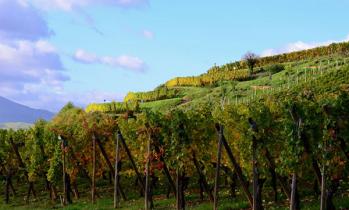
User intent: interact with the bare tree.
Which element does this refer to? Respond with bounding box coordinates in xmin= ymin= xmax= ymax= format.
xmin=243 ymin=52 xmax=259 ymax=76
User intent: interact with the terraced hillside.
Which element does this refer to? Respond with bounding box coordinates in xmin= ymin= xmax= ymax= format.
xmin=86 ymin=42 xmax=349 ymax=114
xmin=2 ymin=42 xmax=349 ymax=210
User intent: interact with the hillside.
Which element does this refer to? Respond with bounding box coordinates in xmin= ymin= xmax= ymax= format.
xmin=86 ymin=41 xmax=349 ymax=114
xmin=0 ymin=96 xmax=54 ymax=124
xmin=2 ymin=42 xmax=349 ymax=210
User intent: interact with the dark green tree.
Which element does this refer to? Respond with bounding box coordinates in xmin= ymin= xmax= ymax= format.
xmin=243 ymin=52 xmax=259 ymax=76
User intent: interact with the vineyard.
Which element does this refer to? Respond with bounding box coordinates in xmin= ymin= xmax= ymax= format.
xmin=1 ymin=43 xmax=349 ymax=210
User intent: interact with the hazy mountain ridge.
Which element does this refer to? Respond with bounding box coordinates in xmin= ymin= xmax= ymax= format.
xmin=0 ymin=96 xmax=54 ymax=124
xmin=0 ymin=122 xmax=33 ymax=130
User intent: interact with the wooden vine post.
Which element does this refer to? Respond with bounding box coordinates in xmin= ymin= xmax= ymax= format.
xmin=248 ymin=118 xmax=261 ymax=210
xmin=290 ymin=173 xmax=297 ymax=210
xmin=58 ymin=136 xmax=73 ymax=205
xmin=320 ymin=118 xmax=327 ymax=210
xmin=289 ymin=107 xmax=302 ymax=210
xmin=9 ymin=137 xmax=36 ymax=203
xmin=320 ymin=106 xmax=330 ymax=210
xmin=145 ymin=129 xmax=151 ymax=210
xmin=59 ymin=136 xmax=67 ymax=206
xmin=92 ymin=134 xmax=96 ymax=204
xmin=95 ymin=136 xmax=127 ymax=201
xmin=264 ymin=149 xmax=291 ymax=200
xmin=217 ymin=126 xmax=253 ymax=207
xmin=320 ymin=163 xmax=326 ymax=210
xmin=213 ymin=124 xmax=223 ymax=210
xmin=154 ymin=144 xmax=176 ymax=197
xmin=176 ymin=167 xmax=180 ymax=210
xmin=118 ymin=131 xmax=145 ymax=195
xmin=114 ymin=132 xmax=120 ymax=208
xmin=192 ymin=152 xmax=213 ymax=202
xmin=252 ymin=135 xmax=258 ymax=210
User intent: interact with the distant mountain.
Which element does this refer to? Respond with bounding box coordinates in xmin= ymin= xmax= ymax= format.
xmin=0 ymin=122 xmax=33 ymax=130
xmin=0 ymin=96 xmax=54 ymax=124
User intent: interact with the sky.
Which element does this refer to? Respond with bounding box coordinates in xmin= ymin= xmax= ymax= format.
xmin=0 ymin=0 xmax=349 ymax=112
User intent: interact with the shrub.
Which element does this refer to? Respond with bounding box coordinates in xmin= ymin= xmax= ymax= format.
xmin=266 ymin=64 xmax=285 ymax=74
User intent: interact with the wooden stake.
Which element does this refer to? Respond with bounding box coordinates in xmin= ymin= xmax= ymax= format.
xmin=145 ymin=132 xmax=151 ymax=210
xmin=118 ymin=131 xmax=145 ymax=194
xmin=60 ymin=137 xmax=67 ymax=206
xmin=217 ymin=126 xmax=253 ymax=207
xmin=176 ymin=168 xmax=180 ymax=210
xmin=92 ymin=134 xmax=96 ymax=204
xmin=114 ymin=133 xmax=120 ymax=208
xmin=320 ymin=164 xmax=326 ymax=210
xmin=95 ymin=136 xmax=127 ymax=201
xmin=192 ymin=153 xmax=213 ymax=201
xmin=213 ymin=125 xmax=223 ymax=210
xmin=252 ymin=136 xmax=258 ymax=210
xmin=290 ymin=173 xmax=298 ymax=210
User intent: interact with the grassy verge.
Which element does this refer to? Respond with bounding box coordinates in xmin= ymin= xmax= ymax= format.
xmin=1 ymin=190 xmax=349 ymax=210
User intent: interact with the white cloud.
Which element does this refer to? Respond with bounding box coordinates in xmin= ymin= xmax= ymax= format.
xmin=0 ymin=0 xmax=72 ymax=112
xmin=0 ymin=1 xmax=65 ymax=90
xmin=142 ymin=29 xmax=154 ymax=39
xmin=28 ymin=0 xmax=149 ymax=11
xmin=0 ymin=0 xmax=129 ymax=112
xmin=16 ymin=0 xmax=29 ymax=7
xmin=101 ymin=55 xmax=146 ymax=72
xmin=73 ymin=49 xmax=147 ymax=72
xmin=0 ymin=0 xmax=52 ymax=41
xmin=261 ymin=34 xmax=349 ymax=57
xmin=0 ymin=39 xmax=69 ymax=111
xmin=0 ymin=0 xmax=147 ymax=112
xmin=24 ymin=0 xmax=149 ymax=35
xmin=74 ymin=49 xmax=98 ymax=63
xmin=35 ymin=40 xmax=57 ymax=53
xmin=0 ymin=40 xmax=66 ymax=83
xmin=28 ymin=0 xmax=88 ymax=11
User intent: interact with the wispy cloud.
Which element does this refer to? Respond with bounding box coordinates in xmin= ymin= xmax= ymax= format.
xmin=0 ymin=0 xmax=71 ymax=112
xmin=26 ymin=0 xmax=149 ymax=34
xmin=74 ymin=7 xmax=104 ymax=35
xmin=0 ymin=0 xmax=147 ymax=111
xmin=0 ymin=39 xmax=69 ymax=94
xmin=142 ymin=29 xmax=154 ymax=39
xmin=73 ymin=49 xmax=147 ymax=72
xmin=28 ymin=0 xmax=149 ymax=11
xmin=0 ymin=0 xmax=53 ymax=41
xmin=0 ymin=38 xmax=71 ymax=112
xmin=0 ymin=1 xmax=67 ymax=89
xmin=261 ymin=34 xmax=349 ymax=57
xmin=74 ymin=49 xmax=98 ymax=63
xmin=100 ymin=55 xmax=146 ymax=72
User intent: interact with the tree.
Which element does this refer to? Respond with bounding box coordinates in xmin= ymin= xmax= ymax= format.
xmin=242 ymin=52 xmax=259 ymax=76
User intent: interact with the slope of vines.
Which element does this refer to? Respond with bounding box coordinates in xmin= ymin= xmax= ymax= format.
xmin=1 ymin=62 xmax=349 ymax=209
xmin=165 ymin=41 xmax=349 ymax=87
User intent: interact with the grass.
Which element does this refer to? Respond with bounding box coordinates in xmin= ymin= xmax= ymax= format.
xmin=0 ymin=193 xmax=247 ymax=210
xmin=2 ymin=194 xmax=349 ymax=210
xmin=2 ymin=181 xmax=349 ymax=210
xmin=140 ymin=98 xmax=182 ymax=112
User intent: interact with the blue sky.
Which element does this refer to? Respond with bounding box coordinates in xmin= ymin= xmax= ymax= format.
xmin=0 ymin=0 xmax=349 ymax=112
